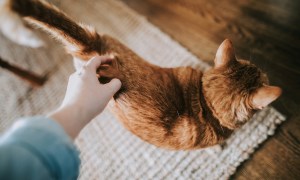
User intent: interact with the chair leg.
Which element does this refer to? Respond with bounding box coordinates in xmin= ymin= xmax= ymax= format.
xmin=0 ymin=56 xmax=47 ymax=87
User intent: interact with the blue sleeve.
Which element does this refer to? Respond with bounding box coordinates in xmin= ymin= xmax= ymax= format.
xmin=0 ymin=116 xmax=80 ymax=180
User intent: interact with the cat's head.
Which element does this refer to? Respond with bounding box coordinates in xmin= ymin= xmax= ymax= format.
xmin=202 ymin=39 xmax=281 ymax=129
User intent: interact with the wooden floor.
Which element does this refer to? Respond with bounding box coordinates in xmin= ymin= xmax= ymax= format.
xmin=121 ymin=0 xmax=300 ymax=179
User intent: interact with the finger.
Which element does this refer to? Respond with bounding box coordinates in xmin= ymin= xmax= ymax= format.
xmin=102 ymin=78 xmax=122 ymax=98
xmin=85 ymin=54 xmax=114 ymax=71
xmin=69 ymin=72 xmax=79 ymax=79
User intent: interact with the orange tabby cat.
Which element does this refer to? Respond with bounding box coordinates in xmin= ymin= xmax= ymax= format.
xmin=3 ymin=0 xmax=281 ymax=150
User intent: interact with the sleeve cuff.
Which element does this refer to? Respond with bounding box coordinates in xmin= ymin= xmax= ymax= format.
xmin=1 ymin=116 xmax=80 ymax=179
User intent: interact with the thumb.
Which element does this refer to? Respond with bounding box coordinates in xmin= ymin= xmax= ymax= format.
xmin=102 ymin=78 xmax=122 ymax=97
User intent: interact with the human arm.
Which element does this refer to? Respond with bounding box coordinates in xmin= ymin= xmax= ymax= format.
xmin=0 ymin=117 xmax=80 ymax=180
xmin=49 ymin=55 xmax=121 ymax=139
xmin=0 ymin=55 xmax=121 ymax=179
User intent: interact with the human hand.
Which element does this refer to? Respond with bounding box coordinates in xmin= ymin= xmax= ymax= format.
xmin=62 ymin=55 xmax=121 ymax=120
xmin=50 ymin=55 xmax=121 ymax=139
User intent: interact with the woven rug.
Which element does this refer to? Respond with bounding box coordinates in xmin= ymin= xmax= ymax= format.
xmin=0 ymin=0 xmax=286 ymax=179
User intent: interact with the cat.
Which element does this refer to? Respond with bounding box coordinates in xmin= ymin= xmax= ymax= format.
xmin=1 ymin=0 xmax=282 ymax=150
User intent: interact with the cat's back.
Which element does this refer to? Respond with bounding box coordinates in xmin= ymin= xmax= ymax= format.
xmin=110 ymin=66 xmax=205 ymax=149
xmin=101 ymin=35 xmax=210 ymax=149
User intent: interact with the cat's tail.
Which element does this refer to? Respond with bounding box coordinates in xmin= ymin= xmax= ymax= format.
xmin=9 ymin=0 xmax=102 ymax=60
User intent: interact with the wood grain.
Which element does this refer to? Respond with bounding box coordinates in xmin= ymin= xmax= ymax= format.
xmin=121 ymin=0 xmax=300 ymax=179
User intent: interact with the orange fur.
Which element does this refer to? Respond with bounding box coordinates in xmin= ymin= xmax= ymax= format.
xmin=8 ymin=0 xmax=281 ymax=150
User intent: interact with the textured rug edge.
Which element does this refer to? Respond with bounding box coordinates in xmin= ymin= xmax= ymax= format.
xmin=227 ymin=107 xmax=286 ymax=178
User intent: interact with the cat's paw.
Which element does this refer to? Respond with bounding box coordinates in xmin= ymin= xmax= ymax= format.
xmin=0 ymin=1 xmax=45 ymax=48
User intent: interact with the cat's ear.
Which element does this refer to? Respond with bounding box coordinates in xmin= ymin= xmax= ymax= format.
xmin=214 ymin=39 xmax=236 ymax=68
xmin=251 ymin=86 xmax=282 ymax=109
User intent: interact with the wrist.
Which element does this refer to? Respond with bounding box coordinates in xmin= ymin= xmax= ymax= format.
xmin=48 ymin=104 xmax=91 ymax=139
xmin=62 ymin=103 xmax=91 ymax=124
